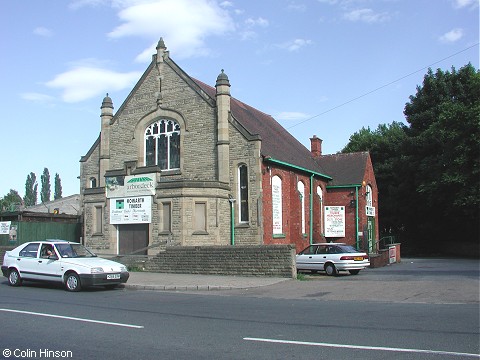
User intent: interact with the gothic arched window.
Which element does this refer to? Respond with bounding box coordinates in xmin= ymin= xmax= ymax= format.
xmin=145 ymin=119 xmax=180 ymax=170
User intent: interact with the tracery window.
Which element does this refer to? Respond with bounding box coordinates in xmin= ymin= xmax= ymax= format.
xmin=145 ymin=119 xmax=180 ymax=169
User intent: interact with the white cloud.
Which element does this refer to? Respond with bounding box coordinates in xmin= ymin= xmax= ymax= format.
xmin=276 ymin=112 xmax=311 ymax=121
xmin=107 ymin=0 xmax=235 ymax=61
xmin=245 ymin=17 xmax=269 ymax=28
xmin=343 ymin=8 xmax=390 ymax=23
xmin=278 ymin=39 xmax=313 ymax=52
xmin=45 ymin=63 xmax=142 ymax=102
xmin=439 ymin=28 xmax=464 ymax=43
xmin=452 ymin=0 xmax=479 ymax=9
xmin=33 ymin=27 xmax=53 ymax=37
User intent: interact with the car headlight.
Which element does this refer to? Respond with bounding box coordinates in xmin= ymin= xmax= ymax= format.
xmin=121 ymin=266 xmax=128 ymax=272
xmin=91 ymin=267 xmax=104 ymax=274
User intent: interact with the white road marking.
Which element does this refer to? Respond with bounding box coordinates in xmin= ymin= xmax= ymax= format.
xmin=0 ymin=308 xmax=144 ymax=329
xmin=244 ymin=337 xmax=480 ymax=358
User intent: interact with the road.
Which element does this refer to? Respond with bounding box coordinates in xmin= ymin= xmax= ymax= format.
xmin=0 ymin=258 xmax=478 ymax=360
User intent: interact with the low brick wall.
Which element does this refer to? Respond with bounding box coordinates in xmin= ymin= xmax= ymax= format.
xmin=143 ymin=245 xmax=296 ymax=278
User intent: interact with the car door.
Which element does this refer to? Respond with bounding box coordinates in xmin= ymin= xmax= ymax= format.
xmin=36 ymin=244 xmax=64 ymax=283
xmin=16 ymin=243 xmax=41 ymax=280
xmin=296 ymin=245 xmax=321 ymax=270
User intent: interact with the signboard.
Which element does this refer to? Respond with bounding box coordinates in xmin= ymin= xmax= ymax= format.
xmin=366 ymin=206 xmax=376 ymax=217
xmin=106 ymin=173 xmax=156 ymax=198
xmin=0 ymin=221 xmax=11 ymax=235
xmin=324 ymin=206 xmax=345 ymax=237
xmin=110 ymin=196 xmax=152 ymax=224
xmin=389 ymin=245 xmax=397 ymax=264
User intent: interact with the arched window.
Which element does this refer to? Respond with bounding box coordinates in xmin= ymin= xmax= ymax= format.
xmin=317 ymin=186 xmax=323 ymax=235
xmin=366 ymin=185 xmax=373 ymax=207
xmin=238 ymin=164 xmax=249 ymax=223
xmin=298 ymin=181 xmax=306 ymax=234
xmin=89 ymin=177 xmax=97 ymax=188
xmin=272 ymin=175 xmax=283 ymax=234
xmin=145 ymin=119 xmax=180 ymax=169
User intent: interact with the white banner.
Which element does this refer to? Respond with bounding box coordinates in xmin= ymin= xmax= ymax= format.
xmin=0 ymin=221 xmax=11 ymax=235
xmin=366 ymin=206 xmax=376 ymax=217
xmin=110 ymin=196 xmax=152 ymax=224
xmin=324 ymin=206 xmax=345 ymax=237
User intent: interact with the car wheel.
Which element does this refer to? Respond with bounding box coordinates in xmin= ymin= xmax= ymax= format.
xmin=8 ymin=269 xmax=22 ymax=286
xmin=65 ymin=272 xmax=82 ymax=292
xmin=349 ymin=270 xmax=360 ymax=275
xmin=325 ymin=263 xmax=337 ymax=276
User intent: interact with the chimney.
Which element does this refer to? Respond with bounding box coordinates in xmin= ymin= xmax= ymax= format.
xmin=310 ymin=135 xmax=322 ymax=158
xmin=215 ymin=69 xmax=231 ymax=183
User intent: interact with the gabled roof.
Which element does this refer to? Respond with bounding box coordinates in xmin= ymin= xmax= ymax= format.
xmin=316 ymin=152 xmax=370 ymax=186
xmin=193 ymin=79 xmax=329 ymax=177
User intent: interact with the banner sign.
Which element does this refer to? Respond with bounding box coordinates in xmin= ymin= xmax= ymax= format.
xmin=106 ymin=173 xmax=156 ymax=198
xmin=324 ymin=206 xmax=345 ymax=237
xmin=0 ymin=221 xmax=11 ymax=235
xmin=110 ymin=196 xmax=152 ymax=224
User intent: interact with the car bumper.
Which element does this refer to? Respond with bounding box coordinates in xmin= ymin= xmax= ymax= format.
xmin=79 ymin=271 xmax=130 ymax=287
xmin=335 ymin=261 xmax=370 ymax=271
xmin=1 ymin=266 xmax=8 ymax=277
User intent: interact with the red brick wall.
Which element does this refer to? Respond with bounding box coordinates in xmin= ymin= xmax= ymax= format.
xmin=261 ymin=163 xmax=327 ymax=252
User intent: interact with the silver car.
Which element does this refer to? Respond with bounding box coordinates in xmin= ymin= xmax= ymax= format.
xmin=296 ymin=243 xmax=370 ymax=276
xmin=1 ymin=240 xmax=129 ymax=291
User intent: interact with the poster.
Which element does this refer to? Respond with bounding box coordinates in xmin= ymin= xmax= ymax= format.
xmin=0 ymin=221 xmax=11 ymax=235
xmin=324 ymin=206 xmax=345 ymax=237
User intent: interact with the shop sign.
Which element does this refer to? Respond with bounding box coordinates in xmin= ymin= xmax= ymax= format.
xmin=106 ymin=173 xmax=156 ymax=198
xmin=0 ymin=221 xmax=11 ymax=235
xmin=110 ymin=196 xmax=152 ymax=224
xmin=366 ymin=206 xmax=376 ymax=217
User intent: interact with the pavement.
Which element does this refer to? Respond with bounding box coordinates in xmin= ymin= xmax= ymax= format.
xmin=120 ymin=258 xmax=480 ymax=304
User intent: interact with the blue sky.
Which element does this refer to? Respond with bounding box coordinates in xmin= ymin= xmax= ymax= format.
xmin=1 ymin=0 xmax=478 ymax=200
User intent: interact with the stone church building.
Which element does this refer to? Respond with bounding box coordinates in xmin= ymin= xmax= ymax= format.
xmin=80 ymin=38 xmax=379 ymax=256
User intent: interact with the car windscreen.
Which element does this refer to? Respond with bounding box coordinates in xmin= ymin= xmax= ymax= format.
xmin=56 ymin=243 xmax=97 ymax=258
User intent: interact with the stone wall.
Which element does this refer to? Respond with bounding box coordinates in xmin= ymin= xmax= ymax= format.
xmin=143 ymin=245 xmax=296 ymax=278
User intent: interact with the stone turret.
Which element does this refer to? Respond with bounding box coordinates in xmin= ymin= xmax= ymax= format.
xmin=216 ymin=70 xmax=231 ymax=183
xmin=100 ymin=93 xmax=113 ymax=187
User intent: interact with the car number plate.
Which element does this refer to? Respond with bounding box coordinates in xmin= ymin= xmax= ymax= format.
xmin=107 ymin=274 xmax=121 ymax=280
xmin=354 ymin=257 xmax=364 ymax=261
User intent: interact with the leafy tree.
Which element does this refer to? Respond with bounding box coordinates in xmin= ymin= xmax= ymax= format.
xmin=41 ymin=167 xmax=51 ymax=203
xmin=54 ymin=173 xmax=63 ymax=200
xmin=403 ymin=64 xmax=480 ymax=247
xmin=0 ymin=189 xmax=22 ymax=212
xmin=24 ymin=172 xmax=38 ymax=206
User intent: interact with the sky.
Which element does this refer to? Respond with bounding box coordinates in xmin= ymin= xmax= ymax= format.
xmin=1 ymin=0 xmax=478 ymax=200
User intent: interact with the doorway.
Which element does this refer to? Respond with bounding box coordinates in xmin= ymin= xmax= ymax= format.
xmin=118 ymin=224 xmax=149 ymax=255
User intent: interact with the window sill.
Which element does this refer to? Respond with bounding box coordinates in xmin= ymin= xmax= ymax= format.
xmin=273 ymin=233 xmax=286 ymax=239
xmin=193 ymin=231 xmax=209 ymax=235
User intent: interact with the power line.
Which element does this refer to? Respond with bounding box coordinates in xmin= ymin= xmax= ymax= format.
xmin=286 ymin=42 xmax=479 ymax=130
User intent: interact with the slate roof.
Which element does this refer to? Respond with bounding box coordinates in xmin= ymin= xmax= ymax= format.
xmin=316 ymin=152 xmax=369 ymax=186
xmin=25 ymin=194 xmax=81 ymax=215
xmin=193 ymin=79 xmax=330 ymax=177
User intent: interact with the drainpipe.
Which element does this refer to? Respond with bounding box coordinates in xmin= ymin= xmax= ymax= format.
xmin=355 ymin=186 xmax=359 ymax=249
xmin=309 ymin=174 xmax=314 ymax=245
xmin=228 ymin=196 xmax=236 ymax=245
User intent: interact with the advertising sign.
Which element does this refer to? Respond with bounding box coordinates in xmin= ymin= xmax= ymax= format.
xmin=324 ymin=206 xmax=345 ymax=237
xmin=0 ymin=221 xmax=11 ymax=235
xmin=272 ymin=176 xmax=283 ymax=234
xmin=110 ymin=196 xmax=152 ymax=224
xmin=106 ymin=173 xmax=156 ymax=198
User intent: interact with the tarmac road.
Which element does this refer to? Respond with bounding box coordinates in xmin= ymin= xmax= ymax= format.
xmin=125 ymin=257 xmax=480 ymax=304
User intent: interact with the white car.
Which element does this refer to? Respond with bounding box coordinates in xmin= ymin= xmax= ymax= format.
xmin=1 ymin=240 xmax=129 ymax=292
xmin=296 ymin=243 xmax=370 ymax=276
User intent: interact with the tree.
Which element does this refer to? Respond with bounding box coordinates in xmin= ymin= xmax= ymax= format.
xmin=0 ymin=189 xmax=22 ymax=212
xmin=403 ymin=64 xmax=480 ymax=247
xmin=41 ymin=168 xmax=51 ymax=203
xmin=54 ymin=173 xmax=63 ymax=200
xmin=24 ymin=172 xmax=38 ymax=206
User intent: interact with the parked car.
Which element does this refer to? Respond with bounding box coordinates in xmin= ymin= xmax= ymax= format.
xmin=1 ymin=240 xmax=129 ymax=292
xmin=296 ymin=243 xmax=370 ymax=276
